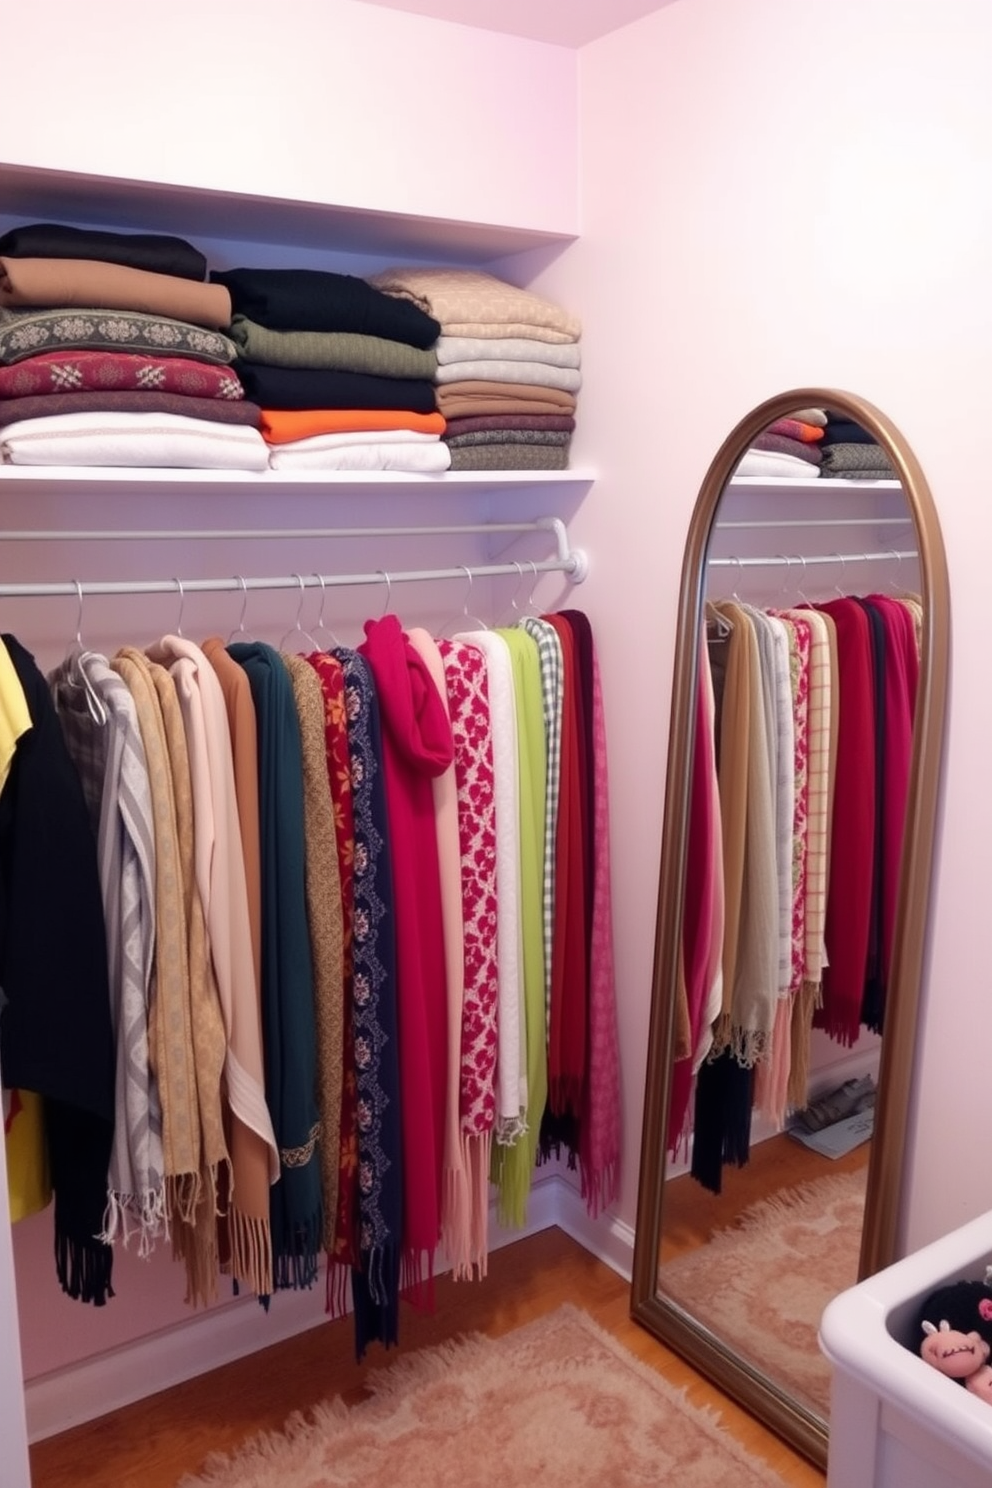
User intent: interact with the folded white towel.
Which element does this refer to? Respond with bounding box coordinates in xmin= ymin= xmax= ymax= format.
xmin=0 ymin=411 xmax=269 ymax=471
xmin=733 ymin=448 xmax=820 ymax=480
xmin=268 ymin=439 xmax=451 ymax=473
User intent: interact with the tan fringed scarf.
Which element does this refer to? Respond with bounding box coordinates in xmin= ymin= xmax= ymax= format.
xmin=282 ymin=653 xmax=345 ymax=1249
xmin=112 ymin=648 xmax=229 ymax=1306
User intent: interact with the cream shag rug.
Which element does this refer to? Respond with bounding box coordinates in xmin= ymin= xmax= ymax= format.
xmin=661 ymin=1165 xmax=867 ymax=1417
xmin=178 ymin=1303 xmax=792 ymax=1487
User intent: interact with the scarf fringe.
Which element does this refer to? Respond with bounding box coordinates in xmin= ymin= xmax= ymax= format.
xmin=460 ymin=1130 xmax=492 ymax=1281
xmin=226 ymin=1204 xmax=274 ymax=1299
xmin=326 ymin=1255 xmax=350 ymax=1318
xmin=353 ymin=1240 xmax=401 ymax=1358
xmin=166 ymin=1169 xmax=203 ymax=1228
xmin=494 ymin=1113 xmax=528 ymax=1147
xmin=490 ymin=1127 xmax=537 ymax=1230
xmin=101 ymin=1185 xmax=169 ymax=1256
xmin=55 ymin=1225 xmax=114 ymax=1307
xmin=580 ymin=1156 xmax=619 ymax=1221
xmin=440 ymin=1159 xmax=471 ymax=1280
xmin=274 ymin=1206 xmax=322 ymax=1293
xmin=399 ymin=1246 xmax=436 ymax=1311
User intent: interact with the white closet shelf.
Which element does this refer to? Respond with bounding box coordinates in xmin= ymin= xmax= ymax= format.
xmin=728 ymin=477 xmax=901 ymax=492
xmin=0 ymin=162 xmax=577 ymax=263
xmin=0 ymin=466 xmax=596 ymax=496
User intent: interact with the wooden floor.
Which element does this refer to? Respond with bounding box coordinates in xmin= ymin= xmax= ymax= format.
xmin=29 ymin=1226 xmax=825 ymax=1488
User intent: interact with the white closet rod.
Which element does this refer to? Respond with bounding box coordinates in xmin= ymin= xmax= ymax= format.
xmin=708 ymin=549 xmax=917 ymax=569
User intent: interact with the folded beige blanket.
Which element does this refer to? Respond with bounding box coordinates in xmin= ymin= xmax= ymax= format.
xmin=0 ymin=257 xmax=232 ymax=330
xmin=435 ymin=380 xmax=577 ymax=419
xmin=0 ymin=409 xmax=268 ymax=470
xmin=228 ymin=317 xmax=437 ymax=378
xmin=435 ymin=359 xmax=581 ymax=392
xmin=435 ymin=335 xmax=581 ymax=368
xmin=368 ymin=267 xmax=580 ymax=344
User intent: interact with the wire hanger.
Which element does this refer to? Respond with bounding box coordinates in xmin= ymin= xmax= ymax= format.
xmin=69 ymin=579 xmax=107 ymax=727
xmin=831 ymin=551 xmax=848 ymax=598
xmin=227 ymin=575 xmax=254 ymax=643
xmin=310 ymin=572 xmax=342 ymax=650
xmin=173 ymin=577 xmax=186 ymax=637
xmin=279 ymin=573 xmax=319 ymax=653
xmin=376 ymin=570 xmax=393 ymax=619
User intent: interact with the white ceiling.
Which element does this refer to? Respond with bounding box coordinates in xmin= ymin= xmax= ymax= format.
xmin=353 ymin=0 xmax=676 ymax=48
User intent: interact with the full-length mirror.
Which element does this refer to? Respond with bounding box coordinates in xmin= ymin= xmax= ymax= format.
xmin=630 ymin=389 xmax=949 ymax=1468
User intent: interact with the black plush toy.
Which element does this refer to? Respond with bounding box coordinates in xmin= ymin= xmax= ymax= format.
xmin=915 ymin=1272 xmax=992 ymax=1354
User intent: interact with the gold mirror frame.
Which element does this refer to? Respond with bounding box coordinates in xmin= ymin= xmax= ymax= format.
xmin=630 ymin=388 xmax=950 ymax=1468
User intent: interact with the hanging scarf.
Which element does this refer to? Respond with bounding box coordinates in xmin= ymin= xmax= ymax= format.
xmin=577 ymin=629 xmax=622 ymax=1217
xmin=333 ymin=648 xmax=402 ymax=1356
xmin=358 ymin=616 xmax=452 ymax=1303
xmin=282 ymin=654 xmax=345 ymax=1263
xmin=49 ymin=647 xmax=165 ymax=1254
xmin=453 ymin=630 xmax=524 ymax=1146
xmin=437 ymin=639 xmax=498 ymax=1279
xmin=113 ymin=645 xmax=223 ymax=1302
xmin=305 ymin=650 xmax=360 ymax=1307
xmin=541 ymin=614 xmax=588 ymax=1117
xmin=227 ymin=641 xmax=323 ymax=1291
xmin=147 ymin=650 xmax=231 ymax=1304
xmin=519 ymin=617 xmax=563 ymax=1041
xmin=814 ymin=599 xmax=876 ymax=1047
xmin=200 ymin=637 xmax=276 ymax=1297
xmin=0 ymin=635 xmax=115 ymax=1304
xmin=408 ymin=629 xmax=468 ymax=1279
xmin=490 ymin=627 xmax=547 ymax=1228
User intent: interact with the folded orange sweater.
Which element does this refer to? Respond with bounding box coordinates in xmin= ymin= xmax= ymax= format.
xmin=260 ymin=407 xmax=447 ymax=444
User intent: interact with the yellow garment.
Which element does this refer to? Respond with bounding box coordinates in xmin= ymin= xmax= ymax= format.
xmin=0 ymin=635 xmax=31 ymax=791
xmin=5 ymin=1090 xmax=52 ymax=1221
xmin=0 ymin=642 xmax=42 ymax=1217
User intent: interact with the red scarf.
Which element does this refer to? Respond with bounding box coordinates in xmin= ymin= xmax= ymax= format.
xmin=359 ymin=615 xmax=453 ymax=1303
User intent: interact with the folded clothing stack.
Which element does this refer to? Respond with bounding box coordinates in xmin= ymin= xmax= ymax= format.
xmin=733 ymin=408 xmax=826 ymax=479
xmin=210 ymin=266 xmax=448 ymax=472
xmin=0 ymin=222 xmax=268 ymax=470
xmin=369 ymin=266 xmax=580 ymax=471
xmin=818 ymin=416 xmax=897 ymax=480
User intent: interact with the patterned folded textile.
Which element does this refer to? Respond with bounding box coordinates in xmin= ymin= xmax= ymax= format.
xmin=435 ymin=359 xmax=581 ymax=392
xmin=435 ymin=381 xmax=577 ymax=419
xmin=765 ymin=417 xmax=823 ymax=443
xmin=0 ymin=305 xmax=237 ymax=366
xmin=734 ymin=448 xmax=820 ymax=479
xmin=435 ymin=335 xmax=581 ymax=368
xmin=0 ymin=258 xmax=231 ymax=329
xmin=368 ymin=267 xmax=581 ymax=343
xmin=821 ymin=419 xmax=880 ymax=445
xmin=234 ymin=361 xmax=436 ymax=413
xmin=0 ymin=348 xmax=243 ymax=400
xmin=260 ymin=407 xmax=446 ymax=444
xmin=0 ymin=390 xmax=262 ymax=430
xmin=211 ymin=268 xmax=440 ymax=347
xmin=443 ymin=413 xmax=576 ymax=438
xmin=821 ymin=468 xmax=899 ymax=481
xmin=0 ymin=222 xmax=207 ymax=281
xmin=227 ymin=318 xmax=437 ymax=378
xmin=268 ymin=440 xmax=451 ymax=473
xmin=753 ymin=431 xmax=822 ymax=464
xmin=0 ymin=410 xmax=270 ymax=469
xmin=820 ymin=441 xmax=895 ymax=475
xmin=447 ymin=442 xmax=569 ymax=471
xmin=445 ymin=428 xmax=570 ymax=449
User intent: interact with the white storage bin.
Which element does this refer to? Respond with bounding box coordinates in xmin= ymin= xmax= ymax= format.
xmin=820 ymin=1209 xmax=992 ymax=1488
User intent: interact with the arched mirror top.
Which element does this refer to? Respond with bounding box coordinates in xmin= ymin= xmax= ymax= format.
xmin=631 ymin=388 xmax=950 ymax=1469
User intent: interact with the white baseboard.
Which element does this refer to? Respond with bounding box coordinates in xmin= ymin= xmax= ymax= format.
xmin=553 ymin=1176 xmax=635 ymax=1282
xmin=24 ymin=1171 xmax=592 ymax=1443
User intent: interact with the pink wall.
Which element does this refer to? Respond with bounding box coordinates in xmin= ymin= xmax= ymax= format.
xmin=1 ymin=0 xmax=579 ymax=239
xmin=529 ymin=0 xmax=992 ymax=1255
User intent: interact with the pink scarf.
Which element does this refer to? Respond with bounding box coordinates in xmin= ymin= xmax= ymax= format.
xmin=438 ymin=639 xmax=499 ymax=1277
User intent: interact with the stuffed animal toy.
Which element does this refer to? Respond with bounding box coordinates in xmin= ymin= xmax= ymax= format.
xmin=916 ymin=1272 xmax=992 ymax=1355
xmin=920 ymin=1319 xmax=991 ymax=1386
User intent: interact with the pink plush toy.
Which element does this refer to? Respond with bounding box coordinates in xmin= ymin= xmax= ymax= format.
xmin=920 ymin=1318 xmax=992 ymax=1400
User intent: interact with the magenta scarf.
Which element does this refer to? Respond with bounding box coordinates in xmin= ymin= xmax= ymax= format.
xmin=358 ymin=615 xmax=454 ymax=1302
